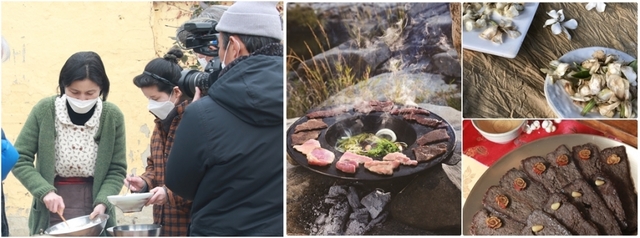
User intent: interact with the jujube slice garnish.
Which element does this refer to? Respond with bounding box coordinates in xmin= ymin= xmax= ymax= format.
xmin=486 ymin=216 xmax=502 ymax=229
xmin=513 ymin=177 xmax=527 ymax=191
xmin=533 ymin=162 xmax=546 ymax=175
xmin=578 ymin=149 xmax=591 ymax=160
xmin=606 ymin=154 xmax=621 ymax=165
xmin=496 ymin=194 xmax=509 ymax=209
xmin=556 ymin=154 xmax=569 ymax=166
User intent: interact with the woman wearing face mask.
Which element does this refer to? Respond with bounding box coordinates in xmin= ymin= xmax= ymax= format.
xmin=124 ymin=48 xmax=193 ymax=236
xmin=11 ymin=51 xmax=127 ymax=235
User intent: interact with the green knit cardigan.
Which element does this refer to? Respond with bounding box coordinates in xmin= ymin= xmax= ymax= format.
xmin=12 ymin=95 xmax=127 ymax=235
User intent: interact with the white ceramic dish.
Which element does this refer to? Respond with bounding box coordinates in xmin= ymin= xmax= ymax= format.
xmin=471 ymin=119 xmax=525 ymax=144
xmin=462 ymin=134 xmax=638 ymax=235
xmin=544 ymin=47 xmax=637 ymax=118
xmin=107 ymin=193 xmax=152 ymax=213
xmin=462 ymin=3 xmax=539 ymax=58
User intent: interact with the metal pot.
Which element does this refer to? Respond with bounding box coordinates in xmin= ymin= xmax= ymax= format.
xmin=44 ymin=214 xmax=109 ymax=236
xmin=112 ymin=224 xmax=161 ymax=237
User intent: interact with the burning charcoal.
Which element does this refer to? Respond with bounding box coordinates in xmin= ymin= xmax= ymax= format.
xmin=322 ymin=200 xmax=350 ymax=235
xmin=347 ymin=186 xmax=362 ymax=210
xmin=365 ymin=210 xmax=389 ymax=231
xmin=324 ymin=197 xmax=341 ymax=205
xmin=326 ymin=185 xmax=349 ymax=198
xmin=349 ymin=208 xmax=371 ymax=223
xmin=314 ymin=213 xmax=327 ymax=226
xmin=344 ymin=219 xmax=368 ymax=235
xmin=361 ymin=189 xmax=391 ymax=219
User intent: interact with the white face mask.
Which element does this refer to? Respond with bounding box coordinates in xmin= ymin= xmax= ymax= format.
xmin=148 ymin=92 xmax=177 ymax=120
xmin=65 ymin=94 xmax=99 ymax=114
xmin=221 ymin=38 xmax=238 ymax=69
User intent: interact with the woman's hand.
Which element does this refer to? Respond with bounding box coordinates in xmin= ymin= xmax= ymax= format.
xmin=43 ymin=191 xmax=65 ymax=215
xmin=89 ymin=204 xmax=106 ymax=219
xmin=146 ymin=186 xmax=167 ymax=206
xmin=123 ymin=176 xmax=146 ymax=192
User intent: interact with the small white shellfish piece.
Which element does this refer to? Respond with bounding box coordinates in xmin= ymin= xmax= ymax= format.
xmin=607 ymin=62 xmax=622 ymax=75
xmin=553 ymin=119 xmax=562 ymax=124
xmin=620 ymin=66 xmax=637 ymax=87
xmin=620 ymin=100 xmax=632 ymax=118
xmin=598 ymin=101 xmax=620 ymax=118
xmin=596 ymin=88 xmax=615 ymax=103
xmin=592 ymin=50 xmax=606 ymax=61
xmin=479 ymin=24 xmax=499 ymax=40
xmin=588 ymin=75 xmax=604 ymax=95
xmin=464 ymin=19 xmax=476 ymax=31
xmin=554 ymin=63 xmax=570 ymax=76
xmin=504 ymin=5 xmax=520 ymax=18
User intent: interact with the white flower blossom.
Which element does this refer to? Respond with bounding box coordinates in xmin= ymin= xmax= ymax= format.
xmin=543 ymin=9 xmax=578 ymax=40
xmin=585 ymin=2 xmax=606 ymax=13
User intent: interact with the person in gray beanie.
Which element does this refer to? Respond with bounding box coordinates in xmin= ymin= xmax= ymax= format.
xmin=165 ymin=1 xmax=283 ymax=236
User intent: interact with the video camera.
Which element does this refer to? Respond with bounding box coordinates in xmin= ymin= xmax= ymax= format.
xmin=182 ymin=21 xmax=219 ymax=57
xmin=177 ymin=20 xmax=222 ymax=98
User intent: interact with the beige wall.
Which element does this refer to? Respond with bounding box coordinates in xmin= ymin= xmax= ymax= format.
xmin=1 ymin=1 xmax=200 ymax=235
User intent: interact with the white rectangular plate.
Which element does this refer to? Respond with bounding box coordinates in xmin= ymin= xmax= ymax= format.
xmin=462 ymin=3 xmax=540 ymax=58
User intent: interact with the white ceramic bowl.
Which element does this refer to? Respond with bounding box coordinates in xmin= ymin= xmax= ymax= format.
xmin=544 ymin=47 xmax=636 ymax=118
xmin=107 ymin=193 xmax=152 ymax=213
xmin=471 ymin=120 xmax=525 ymax=144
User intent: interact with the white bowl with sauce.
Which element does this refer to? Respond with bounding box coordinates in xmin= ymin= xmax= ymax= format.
xmin=471 ymin=120 xmax=526 ymax=144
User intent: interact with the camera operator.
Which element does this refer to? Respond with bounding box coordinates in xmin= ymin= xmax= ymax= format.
xmin=174 ymin=5 xmax=228 ymax=99
xmin=165 ymin=1 xmax=283 ymax=236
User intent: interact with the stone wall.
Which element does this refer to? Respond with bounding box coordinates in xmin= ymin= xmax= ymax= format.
xmin=1 ymin=2 xmax=198 ymax=236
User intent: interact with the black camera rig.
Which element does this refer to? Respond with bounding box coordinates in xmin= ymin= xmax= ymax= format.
xmin=183 ymin=21 xmax=219 ymax=57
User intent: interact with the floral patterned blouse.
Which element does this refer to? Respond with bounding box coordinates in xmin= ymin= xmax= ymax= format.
xmin=53 ymin=95 xmax=102 ymax=177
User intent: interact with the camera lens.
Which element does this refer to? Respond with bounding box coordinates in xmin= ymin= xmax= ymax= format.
xmin=178 ymin=69 xmax=211 ymax=98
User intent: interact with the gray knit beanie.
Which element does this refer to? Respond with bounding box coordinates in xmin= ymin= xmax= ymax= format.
xmin=215 ymin=1 xmax=283 ymax=40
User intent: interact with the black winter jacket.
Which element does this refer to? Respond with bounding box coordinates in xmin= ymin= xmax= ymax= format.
xmin=166 ymin=43 xmax=284 ymax=236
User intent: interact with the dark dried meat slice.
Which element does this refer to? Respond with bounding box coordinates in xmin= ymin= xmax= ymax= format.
xmin=290 ymin=130 xmax=322 ymax=145
xmin=413 ymin=143 xmax=447 ymax=162
xmin=562 ymin=179 xmax=622 ymax=235
xmin=542 ymin=145 xmax=586 ymax=189
xmin=483 ymin=185 xmax=534 ymax=224
xmin=598 ymin=145 xmax=637 ymax=232
xmin=370 ymin=100 xmax=395 ymax=112
xmin=590 ymin=174 xmax=627 ymax=230
xmin=470 ymin=209 xmax=524 ymax=235
xmin=498 ymin=168 xmax=549 ymax=210
xmin=353 ymin=100 xmax=395 ymax=114
xmin=520 ymin=210 xmax=571 ymax=235
xmin=306 ymin=106 xmax=349 ymax=119
xmin=571 ymin=143 xmax=603 ymax=181
xmin=293 ymin=119 xmax=328 ymax=133
xmin=521 ymin=156 xmax=566 ymax=192
xmin=543 ymin=193 xmax=598 ymax=235
xmin=416 ymin=129 xmax=450 ymax=145
xmin=390 ymin=107 xmax=430 ymax=115
xmin=570 ymin=143 xmax=627 ymax=229
xmin=403 ymin=113 xmax=442 ymax=127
